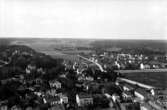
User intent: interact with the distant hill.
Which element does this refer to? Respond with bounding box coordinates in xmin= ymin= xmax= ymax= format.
xmin=0 ymin=38 xmax=166 ymax=55
xmin=90 ymin=40 xmax=167 ymax=55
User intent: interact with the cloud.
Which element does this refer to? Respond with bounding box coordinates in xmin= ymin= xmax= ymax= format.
xmin=0 ymin=0 xmax=166 ymax=39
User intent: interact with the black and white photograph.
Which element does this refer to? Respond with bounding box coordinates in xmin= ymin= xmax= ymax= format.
xmin=0 ymin=0 xmax=167 ymax=110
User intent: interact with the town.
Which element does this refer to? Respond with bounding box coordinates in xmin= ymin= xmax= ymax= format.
xmin=0 ymin=42 xmax=167 ymax=110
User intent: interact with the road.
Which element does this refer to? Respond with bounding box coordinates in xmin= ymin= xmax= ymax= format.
xmin=77 ymin=55 xmax=105 ymax=72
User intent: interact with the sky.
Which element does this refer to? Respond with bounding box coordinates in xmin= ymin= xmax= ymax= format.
xmin=0 ymin=0 xmax=167 ymax=40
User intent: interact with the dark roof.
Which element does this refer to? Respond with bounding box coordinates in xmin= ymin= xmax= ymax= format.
xmin=77 ymin=93 xmax=92 ymax=99
xmin=135 ymin=88 xmax=148 ymax=97
xmin=44 ymin=96 xmax=60 ymax=103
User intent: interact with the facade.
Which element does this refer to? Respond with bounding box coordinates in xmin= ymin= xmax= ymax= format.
xmin=76 ymin=94 xmax=93 ymax=107
xmin=140 ymin=63 xmax=151 ymax=69
xmin=26 ymin=64 xmax=36 ymax=74
xmin=135 ymin=88 xmax=149 ymax=101
xmin=60 ymin=94 xmax=68 ymax=104
xmin=11 ymin=105 xmax=22 ymax=110
xmin=46 ymin=89 xmax=57 ymax=96
xmin=0 ymin=105 xmax=8 ymax=110
xmin=122 ymin=91 xmax=133 ymax=101
xmin=43 ymin=96 xmax=61 ymax=106
xmin=155 ymin=89 xmax=167 ymax=109
xmin=49 ymin=80 xmax=61 ymax=89
xmin=48 ymin=104 xmax=65 ymax=110
xmin=120 ymin=102 xmax=140 ymax=110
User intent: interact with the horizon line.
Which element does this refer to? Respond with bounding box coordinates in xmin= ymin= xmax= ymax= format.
xmin=0 ymin=37 xmax=166 ymax=41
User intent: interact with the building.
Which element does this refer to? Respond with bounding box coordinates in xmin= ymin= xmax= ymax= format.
xmin=49 ymin=80 xmax=61 ymax=89
xmin=148 ymin=101 xmax=165 ymax=110
xmin=122 ymin=91 xmax=133 ymax=101
xmin=43 ymin=96 xmax=61 ymax=106
xmin=157 ymin=99 xmax=167 ymax=109
xmin=111 ymin=93 xmax=120 ymax=103
xmin=122 ymin=83 xmax=134 ymax=91
xmin=46 ymin=89 xmax=57 ymax=96
xmin=140 ymin=63 xmax=150 ymax=69
xmin=120 ymin=102 xmax=140 ymax=110
xmin=155 ymin=89 xmax=167 ymax=109
xmin=35 ymin=78 xmax=43 ymax=85
xmin=0 ymin=104 xmax=8 ymax=110
xmin=26 ymin=64 xmax=36 ymax=74
xmin=76 ymin=93 xmax=93 ymax=107
xmin=140 ymin=102 xmax=153 ymax=110
xmin=135 ymin=88 xmax=148 ymax=101
xmin=60 ymin=94 xmax=68 ymax=104
xmin=11 ymin=105 xmax=22 ymax=110
xmin=48 ymin=104 xmax=65 ymax=110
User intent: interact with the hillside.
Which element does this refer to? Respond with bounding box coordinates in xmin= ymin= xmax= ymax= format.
xmin=0 ymin=38 xmax=167 ymax=56
xmin=0 ymin=44 xmax=64 ymax=80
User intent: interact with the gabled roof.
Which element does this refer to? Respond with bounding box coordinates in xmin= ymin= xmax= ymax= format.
xmin=44 ymin=96 xmax=60 ymax=103
xmin=77 ymin=93 xmax=92 ymax=99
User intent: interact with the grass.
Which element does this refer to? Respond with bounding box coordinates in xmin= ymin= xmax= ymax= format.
xmin=124 ymin=72 xmax=167 ymax=88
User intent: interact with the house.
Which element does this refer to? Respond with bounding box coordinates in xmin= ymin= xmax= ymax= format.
xmin=25 ymin=106 xmax=33 ymax=110
xmin=0 ymin=105 xmax=8 ymax=110
xmin=111 ymin=93 xmax=120 ymax=102
xmin=120 ymin=102 xmax=140 ymax=110
xmin=85 ymin=76 xmax=94 ymax=81
xmin=93 ymin=94 xmax=110 ymax=108
xmin=154 ymin=89 xmax=167 ymax=108
xmin=152 ymin=64 xmax=160 ymax=69
xmin=76 ymin=93 xmax=93 ymax=107
xmin=148 ymin=101 xmax=165 ymax=110
xmin=46 ymin=89 xmax=57 ymax=96
xmin=122 ymin=84 xmax=134 ymax=91
xmin=35 ymin=78 xmax=43 ymax=85
xmin=49 ymin=80 xmax=61 ymax=89
xmin=60 ymin=94 xmax=68 ymax=104
xmin=77 ymin=74 xmax=85 ymax=82
xmin=11 ymin=105 xmax=22 ymax=110
xmin=0 ymin=101 xmax=8 ymax=110
xmin=34 ymin=91 xmax=43 ymax=97
xmin=37 ymin=68 xmax=45 ymax=74
xmin=26 ymin=63 xmax=36 ymax=74
xmin=122 ymin=91 xmax=133 ymax=102
xmin=48 ymin=104 xmax=65 ymax=110
xmin=135 ymin=88 xmax=148 ymax=101
xmin=140 ymin=63 xmax=150 ymax=69
xmin=43 ymin=96 xmax=61 ymax=106
xmin=157 ymin=99 xmax=167 ymax=109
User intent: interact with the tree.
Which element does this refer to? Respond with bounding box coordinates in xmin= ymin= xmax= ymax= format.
xmin=15 ymin=56 xmax=28 ymax=69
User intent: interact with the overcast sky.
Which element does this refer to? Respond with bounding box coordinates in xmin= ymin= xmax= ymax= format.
xmin=0 ymin=0 xmax=167 ymax=39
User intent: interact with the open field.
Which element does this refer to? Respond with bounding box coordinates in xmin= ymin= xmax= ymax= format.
xmin=115 ymin=69 xmax=167 ymax=73
xmin=40 ymin=50 xmax=80 ymax=61
xmin=124 ymin=72 xmax=167 ymax=88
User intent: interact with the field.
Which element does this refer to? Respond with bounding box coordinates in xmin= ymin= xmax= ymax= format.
xmin=40 ymin=50 xmax=80 ymax=61
xmin=124 ymin=72 xmax=167 ymax=88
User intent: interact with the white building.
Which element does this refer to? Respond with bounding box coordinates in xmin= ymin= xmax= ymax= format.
xmin=60 ymin=94 xmax=68 ymax=104
xmin=49 ymin=80 xmax=61 ymax=89
xmin=76 ymin=94 xmax=93 ymax=107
